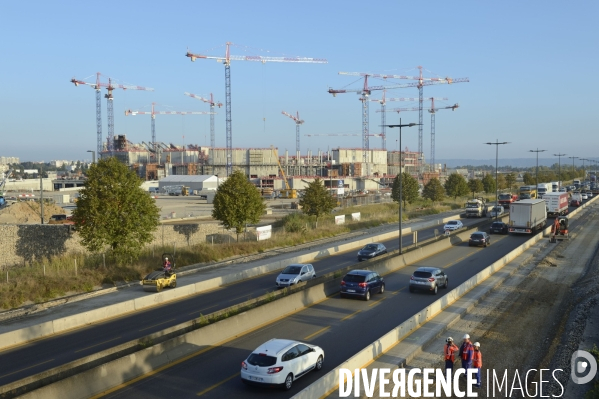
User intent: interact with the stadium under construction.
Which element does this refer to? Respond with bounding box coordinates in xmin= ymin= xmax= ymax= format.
xmin=103 ymin=134 xmax=443 ymax=192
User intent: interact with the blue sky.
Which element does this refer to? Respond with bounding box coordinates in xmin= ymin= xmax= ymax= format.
xmin=1 ymin=0 xmax=598 ymax=164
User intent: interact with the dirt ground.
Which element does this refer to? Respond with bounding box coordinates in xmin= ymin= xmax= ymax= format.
xmin=0 ymin=201 xmax=66 ymax=224
xmin=405 ymin=204 xmax=599 ymax=398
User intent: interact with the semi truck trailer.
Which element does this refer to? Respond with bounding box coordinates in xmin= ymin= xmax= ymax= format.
xmin=508 ymin=199 xmax=547 ymax=234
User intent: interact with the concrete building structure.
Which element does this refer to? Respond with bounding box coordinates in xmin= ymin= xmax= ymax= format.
xmin=0 ymin=156 xmax=19 ymax=165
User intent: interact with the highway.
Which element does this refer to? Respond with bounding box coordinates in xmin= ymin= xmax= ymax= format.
xmin=99 ymin=210 xmax=586 ymax=399
xmin=0 ymin=213 xmax=479 ymax=385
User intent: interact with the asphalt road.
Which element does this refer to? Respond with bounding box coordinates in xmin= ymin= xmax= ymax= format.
xmin=101 ymin=210 xmax=588 ymax=399
xmin=0 ymin=213 xmax=479 ymax=385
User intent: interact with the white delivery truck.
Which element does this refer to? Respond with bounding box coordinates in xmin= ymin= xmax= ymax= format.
xmin=536 ymin=183 xmax=552 ymax=198
xmin=508 ymin=199 xmax=547 ymax=234
xmin=542 ymin=192 xmax=569 ymax=217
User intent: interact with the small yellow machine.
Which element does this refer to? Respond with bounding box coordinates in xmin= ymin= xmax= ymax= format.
xmin=142 ymin=253 xmax=177 ymax=292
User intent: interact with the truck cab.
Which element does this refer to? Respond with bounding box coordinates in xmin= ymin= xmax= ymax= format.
xmin=519 ymin=185 xmax=537 ymax=200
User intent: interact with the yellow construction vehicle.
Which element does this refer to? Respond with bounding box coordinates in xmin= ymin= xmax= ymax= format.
xmin=181 ymin=186 xmax=191 ymax=196
xmin=271 ymin=146 xmax=297 ymax=199
xmin=142 ymin=253 xmax=177 ymax=292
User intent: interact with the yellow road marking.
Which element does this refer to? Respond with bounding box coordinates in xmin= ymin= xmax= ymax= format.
xmin=88 ymin=295 xmax=331 ymax=399
xmin=0 ymin=358 xmax=54 ymax=379
xmin=138 ymin=318 xmax=177 ymax=332
xmin=196 ymin=372 xmax=240 ymax=396
xmin=392 ymin=287 xmax=406 ymax=294
xmin=340 ymin=309 xmax=361 ymax=321
xmin=304 ymin=325 xmax=331 ymax=340
xmin=368 ymin=296 xmax=387 ymax=307
xmin=74 ymin=336 xmax=122 ymax=353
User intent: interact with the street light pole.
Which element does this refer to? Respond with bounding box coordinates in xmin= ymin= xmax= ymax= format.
xmin=485 ymin=140 xmax=509 ymax=220
xmin=554 ymin=153 xmax=566 ymax=190
xmin=569 ymin=156 xmax=579 ymax=180
xmin=581 ymin=158 xmax=588 ymax=182
xmin=529 ymin=149 xmax=546 ymax=190
xmin=385 ymin=118 xmax=420 ymax=254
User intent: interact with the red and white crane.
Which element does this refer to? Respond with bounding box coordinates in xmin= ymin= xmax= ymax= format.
xmin=186 ymin=42 xmax=327 ymax=176
xmin=281 ymin=111 xmax=304 ymax=156
xmin=428 ymin=100 xmax=459 ymax=169
xmin=70 ymin=72 xmax=154 ymax=155
xmin=125 ymin=103 xmax=213 ymax=162
xmin=184 ymin=92 xmax=222 ymax=148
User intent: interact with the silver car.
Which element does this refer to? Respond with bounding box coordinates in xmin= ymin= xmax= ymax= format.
xmin=409 ymin=267 xmax=448 ymax=295
xmin=275 ymin=264 xmax=315 ymax=287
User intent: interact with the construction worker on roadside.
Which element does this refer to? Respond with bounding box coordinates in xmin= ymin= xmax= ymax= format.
xmin=472 ymin=342 xmax=482 ymax=388
xmin=459 ymin=334 xmax=474 ymax=376
xmin=444 ymin=337 xmax=459 ymax=373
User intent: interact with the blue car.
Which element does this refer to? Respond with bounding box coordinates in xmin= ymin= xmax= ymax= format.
xmin=340 ymin=270 xmax=385 ymax=301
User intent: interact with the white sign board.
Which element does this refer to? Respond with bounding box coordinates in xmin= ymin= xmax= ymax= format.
xmin=351 ymin=212 xmax=361 ymax=221
xmin=337 ymin=188 xmax=345 ymax=195
xmin=335 ymin=215 xmax=346 ymax=225
xmin=256 ymin=225 xmax=272 ymax=241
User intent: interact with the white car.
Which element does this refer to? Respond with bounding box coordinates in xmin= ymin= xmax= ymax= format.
xmin=587 ymin=192 xmax=593 ymax=198
xmin=443 ymin=220 xmax=464 ymax=231
xmin=582 ymin=193 xmax=588 ymax=200
xmin=241 ymin=339 xmax=325 ymax=390
xmin=275 ymin=264 xmax=315 ymax=287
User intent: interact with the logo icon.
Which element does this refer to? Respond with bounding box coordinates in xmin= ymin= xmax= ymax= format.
xmin=571 ymin=350 xmax=598 ymax=384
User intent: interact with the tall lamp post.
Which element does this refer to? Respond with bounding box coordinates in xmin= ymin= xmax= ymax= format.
xmin=385 ymin=118 xmax=420 ymax=254
xmin=581 ymin=158 xmax=589 ymax=182
xmin=485 ymin=140 xmax=510 ymax=220
xmin=529 ymin=149 xmax=546 ymax=190
xmin=87 ymin=150 xmax=96 ymax=164
xmin=554 ymin=153 xmax=566 ymax=190
xmin=569 ymin=156 xmax=579 ymax=181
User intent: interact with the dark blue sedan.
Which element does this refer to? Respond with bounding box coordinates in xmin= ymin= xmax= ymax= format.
xmin=357 ymin=243 xmax=387 ymax=261
xmin=340 ymin=270 xmax=385 ymax=301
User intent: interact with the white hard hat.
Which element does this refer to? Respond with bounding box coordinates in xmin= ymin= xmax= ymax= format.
xmin=446 ymin=337 xmax=454 ymax=342
xmin=463 ymin=334 xmax=470 ymax=340
xmin=165 ymin=257 xmax=169 ymax=260
xmin=473 ymin=342 xmax=480 ymax=347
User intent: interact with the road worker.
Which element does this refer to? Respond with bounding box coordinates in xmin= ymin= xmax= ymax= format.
xmin=472 ymin=342 xmax=482 ymax=388
xmin=163 ymin=257 xmax=172 ymax=276
xmin=459 ymin=334 xmax=474 ymax=376
xmin=444 ymin=337 xmax=459 ymax=373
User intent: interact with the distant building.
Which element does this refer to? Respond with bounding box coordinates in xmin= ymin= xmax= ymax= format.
xmin=50 ymin=160 xmax=71 ymax=168
xmin=157 ymin=175 xmax=220 ymax=193
xmin=0 ymin=156 xmax=20 ymax=165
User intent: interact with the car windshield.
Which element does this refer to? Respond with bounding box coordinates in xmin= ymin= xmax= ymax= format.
xmin=471 ymin=233 xmax=484 ymax=238
xmin=498 ymin=194 xmax=511 ymax=200
xmin=414 ymin=271 xmax=432 ymax=278
xmin=447 ymin=221 xmax=458 ymax=225
xmin=343 ymin=274 xmax=366 ymax=283
xmin=363 ymin=244 xmax=378 ymax=251
xmin=491 ymin=222 xmax=504 ymax=228
xmin=282 ymin=266 xmax=302 ymax=275
xmin=247 ymin=353 xmax=277 ymax=367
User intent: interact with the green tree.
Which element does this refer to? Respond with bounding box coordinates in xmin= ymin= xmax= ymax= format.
xmin=497 ymin=173 xmax=506 ymax=190
xmin=422 ymin=178 xmax=445 ymax=203
xmin=212 ymin=170 xmax=266 ymax=241
xmin=468 ymin=178 xmax=484 ymax=198
xmin=482 ymin=173 xmax=496 ymax=194
xmin=444 ymin=173 xmax=470 ymax=200
xmin=391 ymin=172 xmax=419 ymax=208
xmin=72 ymin=157 xmax=160 ymax=263
xmin=522 ymin=172 xmax=535 ymax=185
xmin=505 ymin=173 xmax=517 ymax=191
xmin=299 ymin=178 xmax=337 ymax=223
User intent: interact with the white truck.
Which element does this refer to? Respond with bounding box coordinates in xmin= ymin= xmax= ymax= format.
xmin=551 ymin=181 xmax=561 ymax=192
xmin=465 ymin=198 xmax=492 ymax=218
xmin=542 ymin=192 xmax=569 ymax=217
xmin=508 ymin=199 xmax=547 ymax=234
xmin=536 ymin=183 xmax=552 ymax=198
xmin=571 ymin=191 xmax=583 ymax=203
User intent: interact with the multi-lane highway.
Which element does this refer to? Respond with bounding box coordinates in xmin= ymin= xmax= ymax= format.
xmin=99 ymin=211 xmax=587 ymax=399
xmin=0 ymin=213 xmax=478 ymax=385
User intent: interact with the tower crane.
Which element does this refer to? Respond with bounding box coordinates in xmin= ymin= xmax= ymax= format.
xmin=370 ymin=95 xmax=448 ymax=150
xmin=281 ymin=111 xmax=304 ymax=156
xmin=125 ymin=103 xmax=214 ymax=163
xmin=186 ymin=42 xmax=327 ymax=176
xmin=304 ymin=134 xmax=382 ymax=137
xmin=428 ymin=100 xmax=459 ymax=169
xmin=184 ymin=92 xmax=222 ymax=148
xmin=71 ymin=72 xmax=154 ymax=155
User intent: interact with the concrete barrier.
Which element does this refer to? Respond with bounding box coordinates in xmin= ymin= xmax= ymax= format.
xmin=10 ymin=218 xmax=489 ymax=399
xmin=290 ymin=200 xmax=598 ymax=399
xmin=0 ymin=214 xmax=464 ymax=350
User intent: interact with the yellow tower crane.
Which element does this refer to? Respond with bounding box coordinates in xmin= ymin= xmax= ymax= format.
xmin=271 ymin=146 xmax=297 ymax=199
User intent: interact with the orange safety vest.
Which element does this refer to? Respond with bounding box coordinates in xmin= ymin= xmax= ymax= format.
xmin=444 ymin=344 xmax=458 ymax=361
xmin=473 ymin=350 xmax=482 ymax=368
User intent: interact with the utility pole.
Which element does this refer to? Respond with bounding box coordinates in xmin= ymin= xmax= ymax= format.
xmin=39 ymin=164 xmax=44 ymax=224
xmin=529 ymin=148 xmax=546 ymax=189
xmin=485 ymin=140 xmax=510 ymax=220
xmin=554 ymin=153 xmax=566 ymax=190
